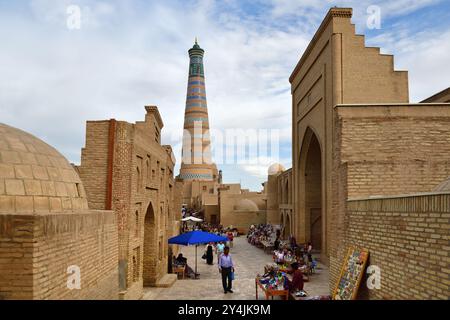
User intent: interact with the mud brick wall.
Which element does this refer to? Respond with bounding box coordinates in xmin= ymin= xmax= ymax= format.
xmin=79 ymin=121 xmax=111 ymax=210
xmin=336 ymin=106 xmax=450 ymax=199
xmin=330 ymin=105 xmax=450 ymax=299
xmin=341 ymin=194 xmax=450 ymax=300
xmin=0 ymin=211 xmax=118 ymax=300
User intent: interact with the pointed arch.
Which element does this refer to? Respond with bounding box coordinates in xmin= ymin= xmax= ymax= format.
xmin=298 ymin=127 xmax=323 ymax=251
xmin=143 ymin=201 xmax=157 ymax=286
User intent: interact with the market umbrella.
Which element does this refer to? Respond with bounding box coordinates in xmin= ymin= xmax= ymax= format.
xmin=168 ymin=230 xmax=228 ymax=278
xmin=181 ymin=216 xmax=203 ymax=222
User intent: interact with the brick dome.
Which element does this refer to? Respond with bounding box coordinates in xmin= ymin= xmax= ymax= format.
xmin=268 ymin=163 xmax=285 ymax=175
xmin=433 ymin=177 xmax=450 ymax=192
xmin=234 ymin=199 xmax=259 ymax=212
xmin=0 ymin=123 xmax=88 ymax=213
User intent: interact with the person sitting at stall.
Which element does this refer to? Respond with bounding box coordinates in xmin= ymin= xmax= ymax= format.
xmin=297 ymin=257 xmax=310 ymax=280
xmin=287 ymin=262 xmax=306 ymax=295
xmin=284 ymin=249 xmax=295 ymax=264
xmin=175 ymin=253 xmax=197 ymax=278
xmin=175 ymin=253 xmax=187 ymax=265
xmin=273 ymin=250 xmax=285 ymax=265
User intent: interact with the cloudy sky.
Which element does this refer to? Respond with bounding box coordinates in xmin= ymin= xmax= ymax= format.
xmin=0 ymin=0 xmax=449 ymax=191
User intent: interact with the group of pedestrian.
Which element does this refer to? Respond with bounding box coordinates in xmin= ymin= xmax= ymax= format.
xmin=199 ymin=222 xmax=223 ymax=234
xmin=202 ymin=240 xmax=235 ymax=294
xmin=247 ymin=224 xmax=276 ymax=246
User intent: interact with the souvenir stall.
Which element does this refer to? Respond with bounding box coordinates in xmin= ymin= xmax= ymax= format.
xmin=256 ymin=250 xmax=332 ymax=300
xmin=255 ymin=270 xmax=290 ymax=300
xmin=247 ymin=224 xmax=279 ymax=253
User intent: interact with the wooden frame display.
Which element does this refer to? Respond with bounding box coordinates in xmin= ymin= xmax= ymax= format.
xmin=333 ymin=246 xmax=369 ymax=300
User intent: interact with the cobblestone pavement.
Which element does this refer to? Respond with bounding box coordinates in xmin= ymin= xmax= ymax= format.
xmin=143 ymin=236 xmax=330 ymax=300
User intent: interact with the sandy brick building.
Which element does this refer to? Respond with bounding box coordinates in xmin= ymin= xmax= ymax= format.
xmin=288 ymin=7 xmax=450 ymax=299
xmin=77 ymin=106 xmax=179 ymax=300
xmin=265 ymin=169 xmax=281 ymax=226
xmin=0 ymin=124 xmax=118 ymax=299
xmin=218 ymin=184 xmax=266 ymax=234
xmin=273 ymin=169 xmax=293 ymax=239
xmin=181 ymin=180 xmax=221 ymax=223
xmin=263 ymin=164 xmax=293 ymax=239
xmin=421 ymin=87 xmax=450 ymax=103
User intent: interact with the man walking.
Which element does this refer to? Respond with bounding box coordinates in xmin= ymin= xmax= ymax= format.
xmin=218 ymin=246 xmax=234 ymax=294
xmin=216 ymin=241 xmax=225 ymax=264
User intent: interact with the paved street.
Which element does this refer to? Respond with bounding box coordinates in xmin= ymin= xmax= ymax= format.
xmin=143 ymin=236 xmax=329 ymax=300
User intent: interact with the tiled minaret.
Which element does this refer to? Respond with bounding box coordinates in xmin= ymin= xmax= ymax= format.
xmin=179 ymin=39 xmax=214 ymax=181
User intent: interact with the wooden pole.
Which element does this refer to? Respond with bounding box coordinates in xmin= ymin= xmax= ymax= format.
xmin=195 ymin=245 xmax=198 ymax=278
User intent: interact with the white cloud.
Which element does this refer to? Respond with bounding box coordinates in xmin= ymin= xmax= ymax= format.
xmin=366 ymin=26 xmax=450 ymax=102
xmin=0 ymin=0 xmax=448 ymax=190
xmin=241 ymin=154 xmax=292 ymax=180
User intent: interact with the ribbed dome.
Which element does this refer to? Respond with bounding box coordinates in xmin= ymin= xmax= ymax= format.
xmin=0 ymin=123 xmax=88 ymax=213
xmin=234 ymin=199 xmax=259 ymax=212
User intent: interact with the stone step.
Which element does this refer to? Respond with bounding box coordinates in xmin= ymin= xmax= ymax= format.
xmin=155 ymin=274 xmax=177 ymax=288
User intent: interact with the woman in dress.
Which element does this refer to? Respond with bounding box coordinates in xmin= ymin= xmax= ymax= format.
xmin=206 ymin=242 xmax=214 ymax=265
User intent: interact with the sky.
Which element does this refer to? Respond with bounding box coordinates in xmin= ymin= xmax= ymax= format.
xmin=0 ymin=0 xmax=449 ymax=191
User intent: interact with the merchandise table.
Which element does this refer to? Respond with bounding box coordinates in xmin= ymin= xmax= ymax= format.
xmin=255 ymin=276 xmax=289 ymax=300
xmin=261 ymin=240 xmax=274 ymax=253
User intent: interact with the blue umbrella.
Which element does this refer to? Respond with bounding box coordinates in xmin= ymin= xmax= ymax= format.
xmin=169 ymin=230 xmax=228 ymax=245
xmin=169 ymin=231 xmax=228 ymax=278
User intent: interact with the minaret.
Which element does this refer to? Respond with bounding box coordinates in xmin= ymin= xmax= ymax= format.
xmin=179 ymin=39 xmax=215 ymax=181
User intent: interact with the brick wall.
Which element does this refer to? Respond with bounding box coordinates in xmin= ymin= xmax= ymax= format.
xmin=78 ymin=108 xmax=178 ymax=299
xmin=221 ymin=210 xmax=267 ymax=234
xmin=220 ymin=192 xmax=267 ymax=233
xmin=265 ymin=174 xmax=279 ymax=225
xmin=0 ymin=214 xmax=34 ymax=299
xmin=330 ymin=105 xmax=450 ymax=299
xmin=79 ymin=121 xmax=110 ymax=210
xmin=0 ymin=210 xmax=118 ymax=300
xmin=337 ymin=106 xmax=450 ymax=198
xmin=340 ymin=194 xmax=450 ymax=299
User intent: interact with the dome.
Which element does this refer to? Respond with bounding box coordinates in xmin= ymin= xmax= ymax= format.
xmin=234 ymin=199 xmax=259 ymax=212
xmin=433 ymin=176 xmax=450 ymax=192
xmin=0 ymin=123 xmax=88 ymax=213
xmin=268 ymin=163 xmax=285 ymax=176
